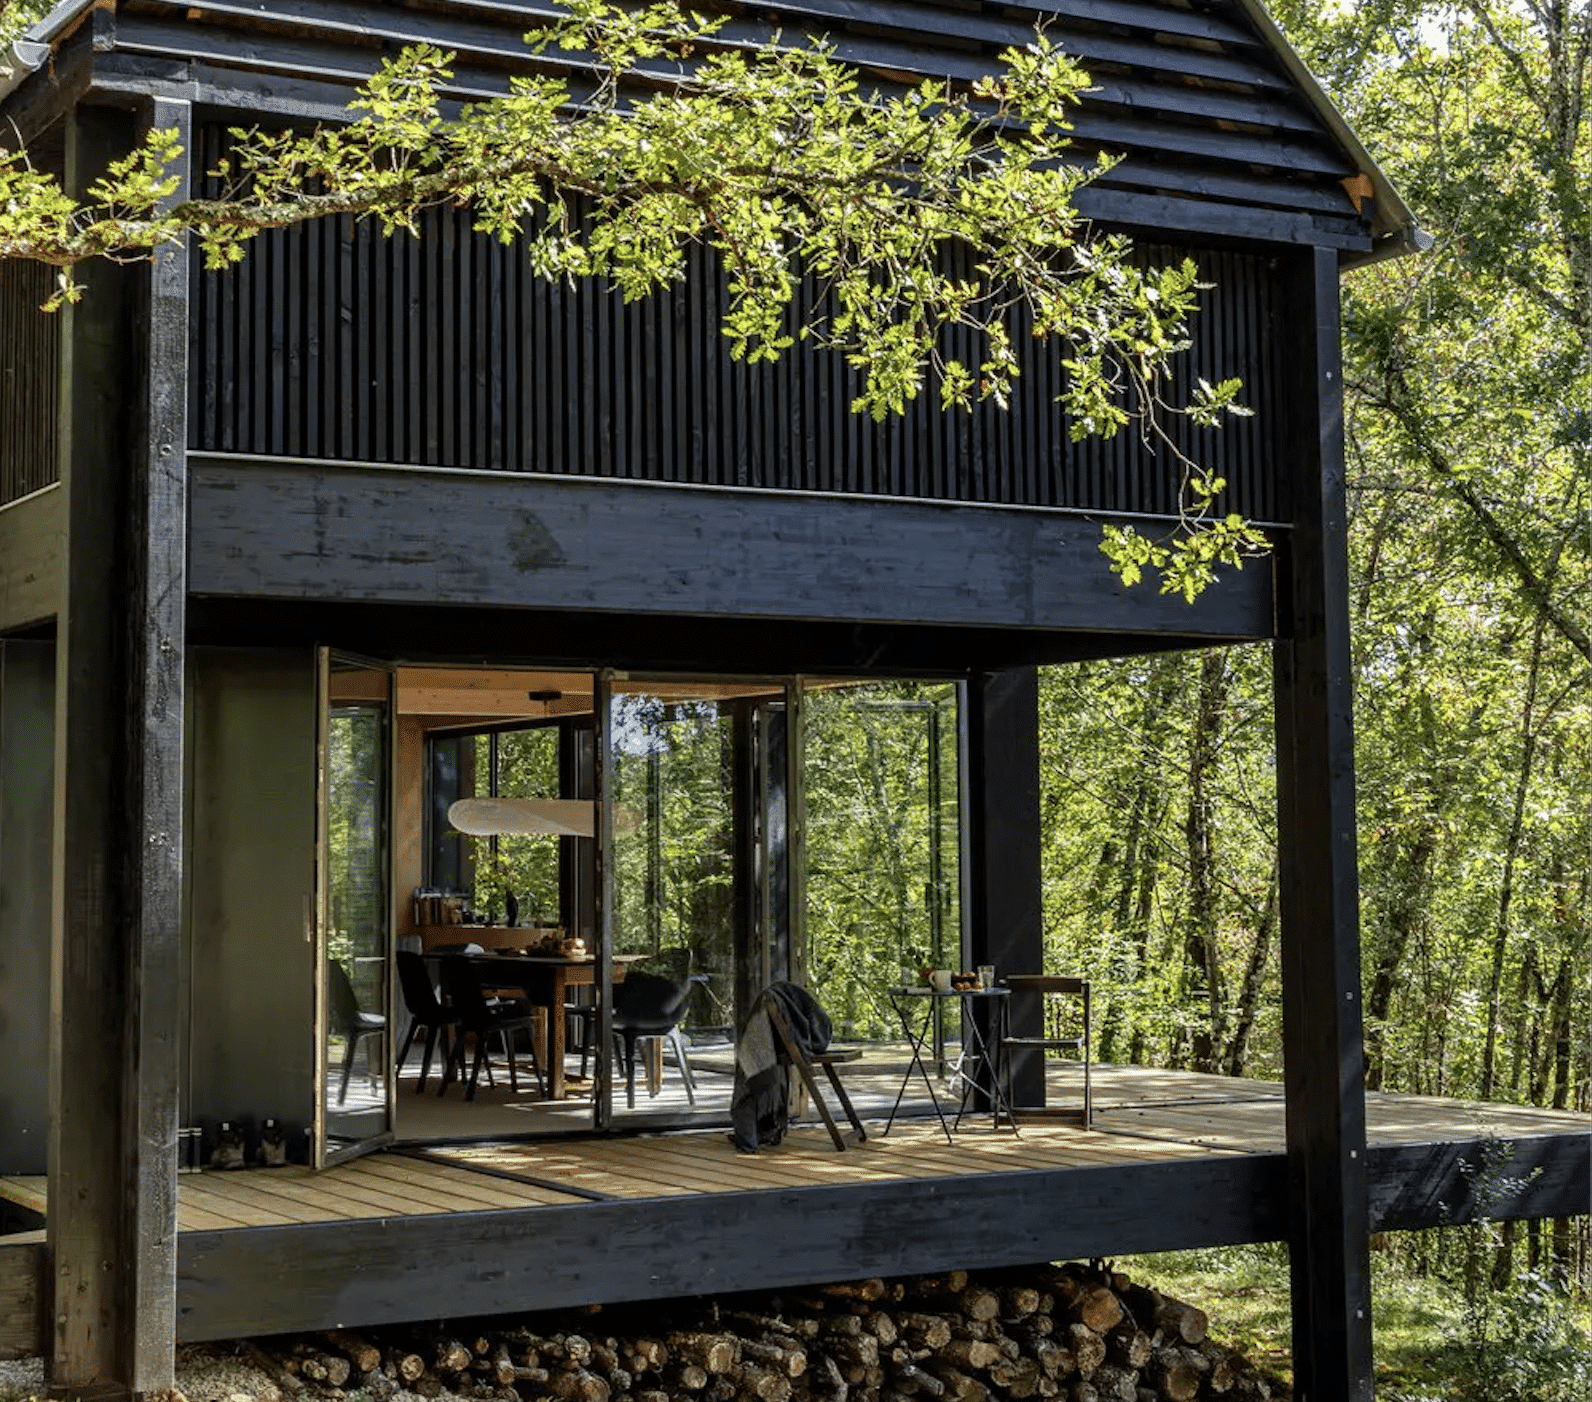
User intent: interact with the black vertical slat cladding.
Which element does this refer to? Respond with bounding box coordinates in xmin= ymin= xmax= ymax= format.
xmin=0 ymin=259 xmax=60 ymax=505
xmin=188 ymin=127 xmax=1286 ymax=522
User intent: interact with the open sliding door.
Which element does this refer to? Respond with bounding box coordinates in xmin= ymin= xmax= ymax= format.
xmin=313 ymin=649 xmax=398 ymax=1167
xmin=596 ymin=673 xmax=797 ymax=1130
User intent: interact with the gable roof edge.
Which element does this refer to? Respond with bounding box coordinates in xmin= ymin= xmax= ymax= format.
xmin=1229 ymin=0 xmax=1431 ymax=267
xmin=0 ymin=0 xmax=98 ymax=102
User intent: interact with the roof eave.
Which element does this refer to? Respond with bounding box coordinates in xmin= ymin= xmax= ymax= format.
xmin=1230 ymin=0 xmax=1429 ymax=265
xmin=0 ymin=0 xmax=100 ymax=104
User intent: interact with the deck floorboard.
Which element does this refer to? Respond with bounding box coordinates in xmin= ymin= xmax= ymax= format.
xmin=3 ymin=1067 xmax=1582 ymax=1233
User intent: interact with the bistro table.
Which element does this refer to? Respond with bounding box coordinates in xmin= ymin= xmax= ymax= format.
xmin=883 ymin=985 xmax=1015 ymax=1143
xmin=426 ymin=951 xmax=645 ymax=1101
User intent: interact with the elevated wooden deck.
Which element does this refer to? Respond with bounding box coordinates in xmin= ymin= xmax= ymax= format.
xmin=0 ymin=1069 xmax=1582 ymax=1355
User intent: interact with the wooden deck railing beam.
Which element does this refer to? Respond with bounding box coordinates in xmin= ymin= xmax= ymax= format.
xmin=173 ymin=1154 xmax=1291 ymax=1343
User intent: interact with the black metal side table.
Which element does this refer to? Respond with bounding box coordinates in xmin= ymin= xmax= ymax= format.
xmin=883 ymin=986 xmax=1016 ymax=1143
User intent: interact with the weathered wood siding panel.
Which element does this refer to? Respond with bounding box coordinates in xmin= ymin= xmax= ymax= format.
xmin=185 ymin=457 xmax=1277 ymax=640
xmin=0 ymin=1239 xmax=44 ymax=1360
xmin=189 ymin=148 xmax=1287 ymax=522
xmin=0 ymin=260 xmax=59 ymax=506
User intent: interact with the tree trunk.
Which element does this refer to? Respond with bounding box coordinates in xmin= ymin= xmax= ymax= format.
xmin=1223 ymin=875 xmax=1277 ymax=1078
xmin=1181 ymin=651 xmax=1228 ymax=1073
xmin=1481 ymin=616 xmax=1547 ymax=1097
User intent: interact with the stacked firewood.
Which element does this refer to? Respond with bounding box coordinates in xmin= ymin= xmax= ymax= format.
xmin=239 ymin=1263 xmax=1287 ymax=1402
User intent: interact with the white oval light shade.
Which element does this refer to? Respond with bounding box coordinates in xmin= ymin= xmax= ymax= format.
xmin=447 ymin=798 xmax=640 ymax=839
xmin=448 ymin=798 xmax=594 ymax=839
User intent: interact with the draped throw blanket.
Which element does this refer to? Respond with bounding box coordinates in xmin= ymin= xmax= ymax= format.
xmin=730 ymin=982 xmax=832 ymax=1154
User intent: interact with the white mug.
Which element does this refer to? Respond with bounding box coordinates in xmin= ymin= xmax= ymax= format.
xmin=930 ymin=969 xmax=954 ymax=993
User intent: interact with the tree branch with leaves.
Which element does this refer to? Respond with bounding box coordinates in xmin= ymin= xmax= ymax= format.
xmin=0 ymin=0 xmax=1266 ymax=597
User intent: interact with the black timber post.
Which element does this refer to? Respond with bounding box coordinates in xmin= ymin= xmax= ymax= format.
xmin=1272 ymin=246 xmax=1373 ymax=1401
xmin=965 ymin=668 xmax=1044 ymax=1106
xmin=47 ymin=97 xmax=190 ymax=1399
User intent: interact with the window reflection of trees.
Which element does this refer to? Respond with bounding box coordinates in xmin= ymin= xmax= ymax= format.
xmin=426 ymin=724 xmax=562 ymax=924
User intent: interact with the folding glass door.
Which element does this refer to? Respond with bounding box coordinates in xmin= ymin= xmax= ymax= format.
xmin=313 ymin=651 xmax=396 ymax=1166
xmin=595 ymin=675 xmax=799 ymax=1130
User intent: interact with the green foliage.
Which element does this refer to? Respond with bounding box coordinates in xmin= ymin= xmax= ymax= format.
xmin=806 ymin=683 xmax=960 ymax=1039
xmin=1038 ymin=0 xmax=1590 ymax=1115
xmin=0 ymin=0 xmax=47 ymax=51
xmin=1121 ymin=1232 xmax=1591 ymax=1401
xmin=609 ymin=694 xmax=735 ymax=1024
xmin=0 ymin=0 xmax=1258 ymax=577
xmin=473 ymin=727 xmax=562 ymax=925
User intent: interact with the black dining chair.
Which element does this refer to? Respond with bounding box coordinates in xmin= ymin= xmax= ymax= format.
xmin=437 ymin=956 xmax=545 ymax=1102
xmin=327 ymin=959 xmax=386 ymax=1106
xmin=610 ymin=971 xmax=696 ymax=1109
xmin=394 ymin=950 xmax=462 ymax=1094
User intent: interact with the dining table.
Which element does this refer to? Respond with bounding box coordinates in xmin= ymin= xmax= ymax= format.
xmin=428 ymin=950 xmax=646 ymax=1100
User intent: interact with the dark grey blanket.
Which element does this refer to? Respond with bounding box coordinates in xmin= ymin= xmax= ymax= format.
xmin=729 ymin=982 xmax=832 ymax=1154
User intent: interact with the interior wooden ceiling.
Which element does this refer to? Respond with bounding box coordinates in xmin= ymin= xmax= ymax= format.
xmin=394 ymin=669 xmax=796 ymax=723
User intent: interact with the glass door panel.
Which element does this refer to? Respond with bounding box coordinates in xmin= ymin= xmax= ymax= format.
xmin=804 ymin=681 xmax=962 ymax=1078
xmin=602 ymin=678 xmax=786 ymax=1127
xmin=315 ymin=651 xmax=396 ymax=1166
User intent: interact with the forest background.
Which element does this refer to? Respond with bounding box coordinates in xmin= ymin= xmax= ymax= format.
xmin=801 ymin=3 xmax=1588 ymax=1394
xmin=805 ymin=0 xmax=1588 ymax=1147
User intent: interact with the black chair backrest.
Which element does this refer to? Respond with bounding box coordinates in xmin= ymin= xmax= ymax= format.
xmin=397 ymin=950 xmax=445 ymax=1019
xmin=612 ymin=971 xmax=691 ymax=1030
xmin=439 ymin=956 xmax=494 ymax=1026
xmin=327 ymin=960 xmax=362 ymax=1035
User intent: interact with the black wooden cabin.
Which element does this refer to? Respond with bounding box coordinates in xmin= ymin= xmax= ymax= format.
xmin=0 ymin=2 xmax=1585 ymax=1400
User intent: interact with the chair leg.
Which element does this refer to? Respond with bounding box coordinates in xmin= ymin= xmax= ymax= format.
xmin=501 ymin=1028 xmax=519 ymax=1095
xmin=622 ymin=1033 xmax=638 ymax=1110
xmin=338 ymin=1034 xmax=357 ymax=1106
xmin=767 ymin=1003 xmax=852 ymax=1151
xmin=522 ymin=1027 xmax=546 ymax=1099
xmin=466 ymin=1038 xmax=489 ymax=1102
xmin=396 ymin=1019 xmax=420 ymax=1078
xmin=417 ymin=1023 xmax=441 ymax=1093
xmin=439 ymin=1031 xmax=465 ymax=1097
xmin=822 ymin=1061 xmax=867 ymax=1143
xmin=668 ymin=1027 xmax=697 ymax=1105
xmin=576 ymin=1006 xmax=592 ymax=1079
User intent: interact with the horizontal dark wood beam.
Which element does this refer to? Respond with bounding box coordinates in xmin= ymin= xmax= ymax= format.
xmin=0 ymin=1130 xmax=1581 ymax=1356
xmin=185 ymin=596 xmax=1228 ymax=674
xmin=1367 ymin=1133 xmax=1591 ymax=1232
xmin=187 ymin=457 xmax=1276 ymax=640
xmin=175 ymin=1155 xmax=1288 ymax=1342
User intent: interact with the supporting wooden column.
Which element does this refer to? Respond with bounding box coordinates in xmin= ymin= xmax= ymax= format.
xmin=1272 ymin=245 xmax=1373 ymax=1402
xmin=48 ymin=97 xmax=190 ymax=1400
xmin=964 ymin=668 xmax=1044 ymax=1105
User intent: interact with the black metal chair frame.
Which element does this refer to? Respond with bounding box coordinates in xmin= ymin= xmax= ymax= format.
xmin=394 ymin=950 xmax=462 ymax=1094
xmin=327 ymin=959 xmax=386 ymax=1107
xmin=437 ymin=956 xmax=546 ymax=1102
xmin=999 ymin=974 xmax=1091 ymax=1128
xmin=609 ymin=970 xmax=697 ymax=1109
